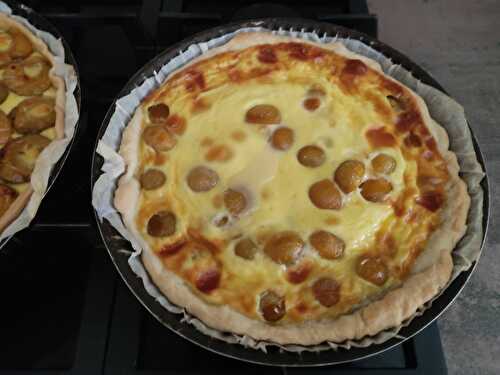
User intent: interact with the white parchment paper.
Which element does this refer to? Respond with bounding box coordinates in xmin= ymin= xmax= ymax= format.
xmin=92 ymin=25 xmax=484 ymax=352
xmin=0 ymin=2 xmax=79 ymax=245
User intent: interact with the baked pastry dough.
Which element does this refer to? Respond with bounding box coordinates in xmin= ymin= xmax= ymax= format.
xmin=114 ymin=32 xmax=469 ymax=345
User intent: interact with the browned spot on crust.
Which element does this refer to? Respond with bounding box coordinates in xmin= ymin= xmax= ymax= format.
xmin=142 ymin=150 xmax=155 ymax=166
xmin=392 ymin=195 xmax=405 ymax=217
xmin=212 ymin=193 xmax=223 ymax=209
xmin=195 ymin=268 xmax=220 ymax=293
xmin=257 ymin=46 xmax=277 ymax=64
xmin=364 ymin=90 xmax=391 ymax=120
xmin=391 ymin=186 xmax=416 ymax=217
xmin=404 ymin=132 xmax=422 ymax=147
xmin=200 ymin=137 xmax=214 ymax=147
xmin=343 ymin=59 xmax=368 ymax=76
xmin=249 ymin=67 xmax=272 ymax=79
xmin=240 ymin=295 xmax=257 ymax=315
xmin=230 ymin=130 xmax=246 ymax=142
xmin=154 ymin=153 xmax=168 ymax=165
xmin=309 ymin=47 xmax=325 ymax=60
xmin=382 ymin=78 xmax=403 ymax=96
xmin=366 ymin=127 xmax=396 ymax=148
xmin=165 ymin=114 xmax=186 ymax=135
xmin=324 ymin=216 xmax=339 ymax=225
xmin=419 ymin=124 xmax=431 ymax=136
xmin=422 ymin=150 xmax=434 ymax=160
xmin=404 ymin=208 xmax=419 ymax=224
xmin=286 ymin=261 xmax=312 ymax=284
xmin=191 ymin=97 xmax=211 ymax=114
xmin=416 ymin=191 xmax=444 ymax=212
xmin=228 ymin=68 xmax=242 ymax=82
xmin=295 ymin=302 xmax=308 ymax=314
xmin=205 ymin=144 xmax=233 ymax=162
xmin=425 ymin=136 xmax=438 ymax=151
xmin=312 ymin=277 xmax=341 ymax=307
xmin=286 ymin=42 xmax=309 ymax=60
xmin=307 ymin=84 xmax=326 ymax=97
xmin=184 ymin=70 xmax=205 ymax=92
xmin=261 ymin=188 xmax=271 ymax=200
xmin=376 ymin=233 xmax=397 ymax=257
xmin=159 ymin=239 xmax=187 ymax=256
xmin=396 ymin=111 xmax=421 ymax=133
xmin=166 ymin=247 xmax=189 ymax=272
xmin=303 ymin=97 xmax=320 ymax=111
xmin=187 ymin=228 xmax=222 ymax=254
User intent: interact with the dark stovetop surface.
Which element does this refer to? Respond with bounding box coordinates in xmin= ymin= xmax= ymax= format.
xmin=0 ymin=227 xmax=447 ymax=374
xmin=0 ymin=1 xmax=447 ymax=374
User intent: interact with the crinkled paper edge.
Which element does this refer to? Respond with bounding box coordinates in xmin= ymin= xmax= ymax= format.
xmin=92 ymin=25 xmax=484 ymax=353
xmin=0 ymin=2 xmax=79 ymax=244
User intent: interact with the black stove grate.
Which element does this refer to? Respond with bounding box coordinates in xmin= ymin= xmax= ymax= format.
xmin=0 ymin=1 xmax=445 ymax=374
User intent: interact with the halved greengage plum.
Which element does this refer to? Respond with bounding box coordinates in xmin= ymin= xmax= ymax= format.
xmin=234 ymin=238 xmax=258 ymax=260
xmin=0 ymin=134 xmax=50 ymax=183
xmin=308 ymin=179 xmax=342 ymax=210
xmin=224 ymin=188 xmax=247 ymax=215
xmin=139 ymin=169 xmax=166 ymax=190
xmin=12 ymin=97 xmax=56 ymax=134
xmin=259 ymin=290 xmax=286 ymax=322
xmin=356 ymin=255 xmax=388 ymax=286
xmin=186 ymin=166 xmax=219 ymax=192
xmin=245 ymin=104 xmax=281 ymax=125
xmin=309 ymin=230 xmax=345 ymax=260
xmin=147 ymin=211 xmax=176 ymax=237
xmin=148 ymin=103 xmax=170 ymax=124
xmin=270 ymin=127 xmax=294 ymax=151
xmin=0 ymin=110 xmax=12 ymax=149
xmin=360 ymin=178 xmax=393 ymax=202
xmin=312 ymin=277 xmax=341 ymax=307
xmin=143 ymin=125 xmax=176 ymax=152
xmin=371 ymin=154 xmax=396 ymax=175
xmin=264 ymin=230 xmax=304 ymax=265
xmin=297 ymin=145 xmax=325 ymax=168
xmin=334 ymin=160 xmax=365 ymax=194
xmin=3 ymin=55 xmax=51 ymax=96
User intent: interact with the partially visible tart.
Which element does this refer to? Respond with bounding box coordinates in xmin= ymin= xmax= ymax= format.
xmin=0 ymin=13 xmax=65 ymax=232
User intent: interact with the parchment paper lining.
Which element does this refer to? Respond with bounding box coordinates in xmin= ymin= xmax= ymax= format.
xmin=0 ymin=2 xmax=79 ymax=243
xmin=92 ymin=26 xmax=484 ymax=352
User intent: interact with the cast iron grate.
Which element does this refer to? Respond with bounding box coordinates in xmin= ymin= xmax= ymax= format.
xmin=0 ymin=1 xmax=445 ymax=374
